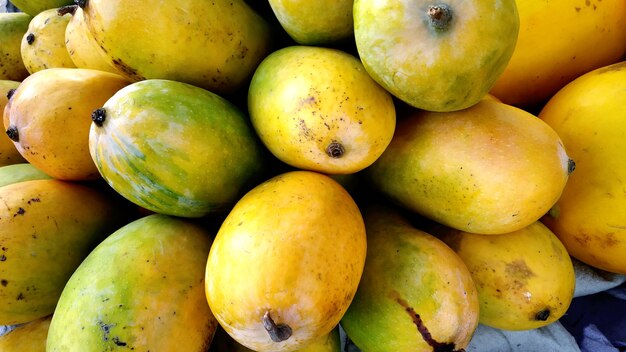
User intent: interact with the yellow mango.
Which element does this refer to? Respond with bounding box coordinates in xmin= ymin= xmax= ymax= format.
xmin=432 ymin=221 xmax=575 ymax=330
xmin=4 ymin=68 xmax=131 ymax=180
xmin=366 ymin=99 xmax=573 ymax=234
xmin=20 ymin=8 xmax=76 ymax=74
xmin=0 ymin=13 xmax=31 ymax=81
xmin=248 ymin=46 xmax=396 ymax=174
xmin=490 ymin=0 xmax=626 ymax=108
xmin=539 ymin=61 xmax=626 ymax=274
xmin=205 ymin=171 xmax=366 ymax=352
xmin=0 ymin=315 xmax=51 ymax=352
xmin=0 ymin=80 xmax=25 ymax=167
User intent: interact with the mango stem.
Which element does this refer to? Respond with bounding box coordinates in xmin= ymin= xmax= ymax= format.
xmin=262 ymin=311 xmax=292 ymax=343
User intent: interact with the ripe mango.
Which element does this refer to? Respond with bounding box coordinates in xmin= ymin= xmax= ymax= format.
xmin=366 ymin=99 xmax=572 ymax=234
xmin=9 ymin=0 xmax=73 ymax=16
xmin=340 ymin=205 xmax=479 ymax=352
xmin=0 ymin=314 xmax=51 ymax=352
xmin=0 ymin=13 xmax=30 ymax=81
xmin=0 ymin=80 xmax=25 ymax=167
xmin=0 ymin=163 xmax=51 ymax=188
xmin=205 ymin=171 xmax=366 ymax=352
xmin=539 ymin=61 xmax=626 ymax=274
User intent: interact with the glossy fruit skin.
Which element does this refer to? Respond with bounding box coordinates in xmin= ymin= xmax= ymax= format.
xmin=46 ymin=214 xmax=217 ymax=352
xmin=20 ymin=8 xmax=76 ymax=74
xmin=366 ymin=99 xmax=571 ymax=234
xmin=0 ymin=163 xmax=51 ymax=188
xmin=89 ymin=79 xmax=267 ymax=218
xmin=268 ymin=0 xmax=353 ymax=45
xmin=248 ymin=46 xmax=396 ymax=174
xmin=539 ymin=61 xmax=626 ymax=274
xmin=79 ymin=0 xmax=272 ymax=93
xmin=4 ymin=68 xmax=131 ymax=180
xmin=9 ymin=0 xmax=73 ymax=16
xmin=433 ymin=221 xmax=575 ymax=330
xmin=0 ymin=13 xmax=31 ymax=81
xmin=0 ymin=80 xmax=25 ymax=167
xmin=0 ymin=315 xmax=51 ymax=352
xmin=490 ymin=0 xmax=626 ymax=108
xmin=0 ymin=179 xmax=127 ymax=325
xmin=205 ymin=171 xmax=366 ymax=352
xmin=340 ymin=205 xmax=479 ymax=352
xmin=353 ymin=0 xmax=519 ymax=112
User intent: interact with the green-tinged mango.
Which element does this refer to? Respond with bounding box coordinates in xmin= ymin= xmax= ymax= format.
xmin=430 ymin=220 xmax=575 ymax=330
xmin=353 ymin=0 xmax=519 ymax=111
xmin=77 ymin=0 xmax=272 ymax=93
xmin=0 ymin=80 xmax=25 ymax=167
xmin=340 ymin=205 xmax=479 ymax=352
xmin=0 ymin=179 xmax=129 ymax=325
xmin=0 ymin=315 xmax=51 ymax=352
xmin=46 ymin=214 xmax=218 ymax=352
xmin=4 ymin=68 xmax=132 ymax=180
xmin=0 ymin=163 xmax=51 ymax=188
xmin=89 ymin=79 xmax=267 ymax=218
xmin=248 ymin=46 xmax=396 ymax=175
xmin=9 ymin=0 xmax=73 ymax=16
xmin=20 ymin=8 xmax=76 ymax=74
xmin=268 ymin=0 xmax=354 ymax=45
xmin=206 ymin=171 xmax=366 ymax=352
xmin=0 ymin=13 xmax=31 ymax=81
xmin=366 ymin=99 xmax=572 ymax=235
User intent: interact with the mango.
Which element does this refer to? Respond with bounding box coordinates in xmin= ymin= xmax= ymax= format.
xmin=9 ymin=0 xmax=73 ymax=16
xmin=248 ymin=46 xmax=396 ymax=174
xmin=353 ymin=0 xmax=519 ymax=111
xmin=20 ymin=8 xmax=76 ymax=74
xmin=0 ymin=80 xmax=25 ymax=167
xmin=366 ymin=99 xmax=572 ymax=234
xmin=77 ymin=0 xmax=272 ymax=93
xmin=210 ymin=325 xmax=342 ymax=352
xmin=0 ymin=163 xmax=51 ymax=188
xmin=539 ymin=61 xmax=626 ymax=274
xmin=0 ymin=179 xmax=128 ymax=325
xmin=0 ymin=315 xmax=51 ymax=352
xmin=0 ymin=13 xmax=31 ymax=81
xmin=4 ymin=68 xmax=131 ymax=180
xmin=431 ymin=220 xmax=575 ymax=330
xmin=340 ymin=205 xmax=479 ymax=352
xmin=205 ymin=171 xmax=366 ymax=352
xmin=46 ymin=214 xmax=217 ymax=351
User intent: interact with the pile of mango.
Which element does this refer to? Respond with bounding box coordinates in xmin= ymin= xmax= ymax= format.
xmin=0 ymin=0 xmax=625 ymax=351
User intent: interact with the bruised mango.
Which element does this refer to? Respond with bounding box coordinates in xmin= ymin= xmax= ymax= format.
xmin=205 ymin=171 xmax=366 ymax=352
xmin=340 ymin=205 xmax=479 ymax=352
xmin=366 ymin=99 xmax=572 ymax=234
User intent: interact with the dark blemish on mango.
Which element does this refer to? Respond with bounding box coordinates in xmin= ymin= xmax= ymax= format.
xmin=535 ymin=308 xmax=551 ymax=321
xmin=14 ymin=207 xmax=25 ymax=216
xmin=505 ymin=259 xmax=535 ymax=280
xmin=392 ymin=291 xmax=465 ymax=352
xmin=98 ymin=321 xmax=115 ymax=342
xmin=262 ymin=310 xmax=292 ymax=343
xmin=26 ymin=33 xmax=35 ymax=45
xmin=92 ymin=108 xmax=107 ymax=127
xmin=6 ymin=126 xmax=19 ymax=142
xmin=111 ymin=58 xmax=141 ymax=80
xmin=428 ymin=4 xmax=454 ymax=32
xmin=112 ymin=337 xmax=127 ymax=346
xmin=567 ymin=159 xmax=576 ymax=175
xmin=16 ymin=293 xmax=24 ymax=300
xmin=6 ymin=88 xmax=15 ymax=100
xmin=75 ymin=0 xmax=88 ymax=9
xmin=57 ymin=4 xmax=77 ymax=16
xmin=0 ymin=280 xmax=7 ymax=286
xmin=27 ymin=198 xmax=40 ymax=204
xmin=0 ymin=255 xmax=5 ymax=261
xmin=326 ymin=142 xmax=345 ymax=158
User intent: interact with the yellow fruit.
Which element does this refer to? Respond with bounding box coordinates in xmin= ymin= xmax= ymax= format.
xmin=490 ymin=0 xmax=626 ymax=108
xmin=539 ymin=61 xmax=626 ymax=274
xmin=4 ymin=68 xmax=131 ymax=180
xmin=0 ymin=80 xmax=25 ymax=167
xmin=366 ymin=99 xmax=573 ymax=234
xmin=0 ymin=315 xmax=51 ymax=352
xmin=248 ymin=46 xmax=396 ymax=174
xmin=205 ymin=171 xmax=366 ymax=352
xmin=433 ymin=221 xmax=575 ymax=330
xmin=20 ymin=8 xmax=76 ymax=74
xmin=0 ymin=13 xmax=31 ymax=81
xmin=64 ymin=6 xmax=119 ymax=74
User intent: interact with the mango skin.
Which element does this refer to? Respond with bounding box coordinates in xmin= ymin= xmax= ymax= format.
xmin=210 ymin=325 xmax=341 ymax=352
xmin=268 ymin=0 xmax=353 ymax=45
xmin=0 ymin=315 xmax=51 ymax=352
xmin=80 ymin=0 xmax=272 ymax=93
xmin=4 ymin=68 xmax=131 ymax=180
xmin=205 ymin=171 xmax=366 ymax=352
xmin=340 ymin=205 xmax=479 ymax=352
xmin=0 ymin=80 xmax=25 ymax=167
xmin=366 ymin=99 xmax=571 ymax=234
xmin=490 ymin=0 xmax=626 ymax=108
xmin=353 ymin=0 xmax=519 ymax=112
xmin=0 ymin=179 xmax=128 ymax=325
xmin=90 ymin=79 xmax=267 ymax=218
xmin=0 ymin=13 xmax=31 ymax=81
xmin=539 ymin=61 xmax=626 ymax=274
xmin=47 ymin=214 xmax=218 ymax=352
xmin=248 ymin=46 xmax=396 ymax=174
xmin=9 ymin=0 xmax=73 ymax=16
xmin=433 ymin=221 xmax=575 ymax=331
xmin=20 ymin=8 xmax=76 ymax=74
xmin=0 ymin=163 xmax=51 ymax=188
